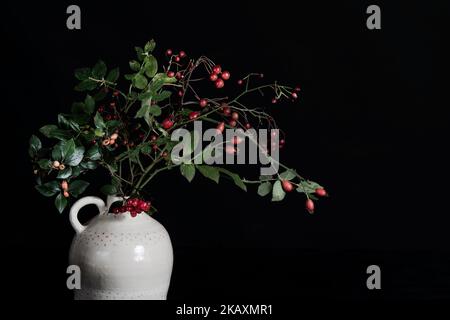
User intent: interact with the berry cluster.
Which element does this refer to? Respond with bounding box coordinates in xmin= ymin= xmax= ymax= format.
xmin=210 ymin=65 xmax=230 ymax=89
xmin=112 ymin=198 xmax=151 ymax=217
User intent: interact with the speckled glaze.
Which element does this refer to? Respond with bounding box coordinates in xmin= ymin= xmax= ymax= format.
xmin=68 ymin=195 xmax=173 ymax=300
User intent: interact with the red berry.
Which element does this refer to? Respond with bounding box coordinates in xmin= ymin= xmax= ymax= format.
xmin=315 ymin=188 xmax=327 ymax=197
xmin=105 ymin=114 xmax=112 ymax=121
xmin=166 ymin=49 xmax=173 ymax=56
xmin=229 ymin=120 xmax=237 ymax=127
xmin=130 ymin=211 xmax=138 ymax=217
xmin=272 ymin=98 xmax=277 ymax=104
xmin=112 ymin=208 xmax=120 ymax=214
xmin=179 ymin=51 xmax=186 ymax=58
xmin=231 ymin=112 xmax=239 ymax=120
xmin=178 ymin=90 xmax=184 ymax=97
xmin=210 ymin=73 xmax=218 ymax=81
xmin=216 ymin=122 xmax=225 ymax=134
xmin=245 ymin=123 xmax=251 ymax=129
xmin=215 ymin=79 xmax=225 ymax=89
xmin=98 ymin=106 xmax=104 ymax=113
xmin=306 ymin=199 xmax=315 ymax=214
xmin=188 ymin=111 xmax=200 ymax=120
xmin=222 ymin=105 xmax=231 ymax=116
xmin=199 ymin=99 xmax=208 ymax=108
xmin=294 ymin=86 xmax=301 ymax=92
xmin=291 ymin=92 xmax=298 ymax=99
xmin=113 ymin=90 xmax=120 ymax=97
xmin=175 ymin=72 xmax=183 ymax=80
xmin=140 ymin=201 xmax=150 ymax=212
xmin=280 ymin=139 xmax=285 ymax=145
xmin=212 ymin=65 xmax=222 ymax=74
xmin=221 ymin=71 xmax=230 ymax=80
xmin=167 ymin=71 xmax=175 ymax=78
xmin=151 ymin=135 xmax=157 ymax=141
xmin=162 ymin=118 xmax=174 ymax=129
xmin=152 ymin=144 xmax=159 ymax=151
xmin=237 ymin=79 xmax=243 ymax=85
xmin=125 ymin=205 xmax=133 ymax=213
xmin=174 ymin=56 xmax=180 ymax=62
xmin=282 ymin=180 xmax=294 ymax=192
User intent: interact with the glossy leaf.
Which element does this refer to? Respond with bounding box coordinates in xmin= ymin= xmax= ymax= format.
xmin=180 ymin=164 xmax=195 ymax=182
xmin=54 ymin=193 xmax=68 ymax=213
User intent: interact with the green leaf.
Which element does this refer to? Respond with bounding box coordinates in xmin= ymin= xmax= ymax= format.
xmin=71 ymin=166 xmax=81 ymax=178
xmin=71 ymin=102 xmax=86 ymax=114
xmin=135 ymin=104 xmax=150 ymax=119
xmin=65 ymin=146 xmax=85 ymax=166
xmin=35 ymin=181 xmax=60 ymax=197
xmin=54 ymin=193 xmax=68 ymax=213
xmin=69 ymin=180 xmax=90 ymax=198
xmin=84 ymin=94 xmax=96 ymax=114
xmin=62 ymin=139 xmax=76 ymax=161
xmin=93 ymin=89 xmax=107 ymax=102
xmin=58 ymin=114 xmax=80 ymax=132
xmin=106 ymin=67 xmax=120 ymax=83
xmin=258 ymin=182 xmax=272 ymax=197
xmin=153 ymin=90 xmax=171 ymax=102
xmin=39 ymin=125 xmax=72 ymax=140
xmin=74 ymin=67 xmax=91 ymax=81
xmin=149 ymin=105 xmax=161 ymax=116
xmin=196 ymin=165 xmax=220 ymax=183
xmin=129 ymin=60 xmax=141 ymax=72
xmin=133 ymin=74 xmax=148 ymax=90
xmin=144 ymin=55 xmax=158 ymax=78
xmin=180 ymin=164 xmax=195 ymax=182
xmin=56 ymin=167 xmax=72 ymax=179
xmin=271 ymin=180 xmax=286 ymax=202
xmin=217 ymin=168 xmax=247 ymax=191
xmin=29 ymin=135 xmax=42 ymax=157
xmin=144 ymin=39 xmax=156 ymax=52
xmin=100 ymin=184 xmax=117 ymax=195
xmin=124 ymin=73 xmax=135 ymax=81
xmin=135 ymin=46 xmax=144 ymax=61
xmin=86 ymin=145 xmax=101 ymax=160
xmin=80 ymin=161 xmax=98 ymax=170
xmin=74 ymin=79 xmax=97 ymax=91
xmin=94 ymin=112 xmax=106 ymax=130
xmin=92 ymin=60 xmax=107 ymax=78
xmin=279 ymin=169 xmax=297 ymax=181
xmin=296 ymin=180 xmax=323 ymax=194
xmin=38 ymin=159 xmax=52 ymax=169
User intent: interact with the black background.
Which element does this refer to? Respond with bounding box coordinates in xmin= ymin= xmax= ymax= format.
xmin=1 ymin=0 xmax=449 ymax=302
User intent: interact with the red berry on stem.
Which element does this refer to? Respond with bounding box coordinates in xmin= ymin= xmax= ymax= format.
xmin=222 ymin=106 xmax=231 ymax=116
xmin=166 ymin=49 xmax=173 ymax=56
xmin=237 ymin=79 xmax=243 ymax=85
xmin=179 ymin=51 xmax=186 ymax=58
xmin=162 ymin=118 xmax=174 ymax=129
xmin=221 ymin=71 xmax=230 ymax=80
xmin=245 ymin=123 xmax=251 ymax=129
xmin=151 ymin=135 xmax=157 ymax=141
xmin=167 ymin=71 xmax=175 ymax=78
xmin=229 ymin=120 xmax=237 ymax=127
xmin=306 ymin=199 xmax=315 ymax=214
xmin=215 ymin=78 xmax=225 ymax=89
xmin=272 ymin=98 xmax=277 ymax=104
xmin=212 ymin=65 xmax=222 ymax=74
xmin=210 ymin=73 xmax=218 ymax=81
xmin=174 ymin=56 xmax=180 ymax=62
xmin=175 ymin=72 xmax=183 ymax=80
xmin=188 ymin=111 xmax=200 ymax=120
xmin=199 ymin=99 xmax=208 ymax=108
xmin=216 ymin=122 xmax=225 ymax=134
xmin=113 ymin=90 xmax=120 ymax=97
xmin=282 ymin=180 xmax=294 ymax=192
xmin=178 ymin=90 xmax=184 ymax=97
xmin=231 ymin=112 xmax=239 ymax=120
xmin=294 ymin=86 xmax=301 ymax=92
xmin=291 ymin=92 xmax=298 ymax=99
xmin=280 ymin=139 xmax=285 ymax=145
xmin=315 ymin=188 xmax=327 ymax=197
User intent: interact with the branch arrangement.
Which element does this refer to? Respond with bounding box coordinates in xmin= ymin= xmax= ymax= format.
xmin=29 ymin=39 xmax=327 ymax=216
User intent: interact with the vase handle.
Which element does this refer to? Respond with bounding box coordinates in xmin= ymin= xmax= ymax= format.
xmin=69 ymin=196 xmax=106 ymax=234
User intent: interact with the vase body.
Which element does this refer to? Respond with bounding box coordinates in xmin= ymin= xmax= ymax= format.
xmin=68 ymin=195 xmax=173 ymax=300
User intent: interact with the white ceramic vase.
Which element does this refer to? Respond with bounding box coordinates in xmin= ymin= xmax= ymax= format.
xmin=68 ymin=195 xmax=173 ymax=300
